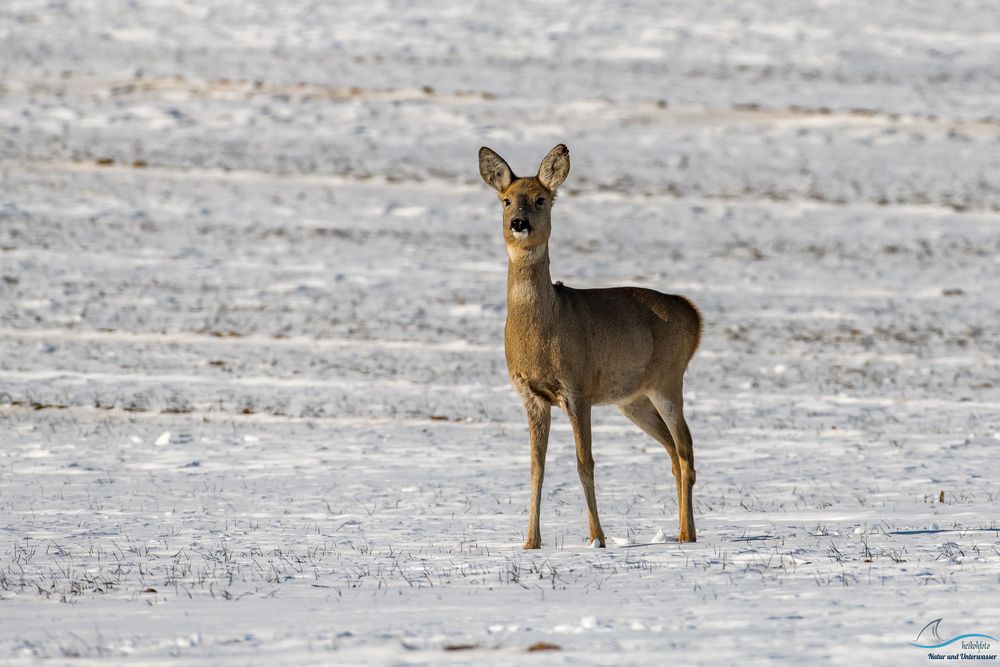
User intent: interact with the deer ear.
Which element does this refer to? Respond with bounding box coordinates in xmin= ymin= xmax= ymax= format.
xmin=537 ymin=144 xmax=570 ymax=192
xmin=479 ymin=147 xmax=514 ymax=193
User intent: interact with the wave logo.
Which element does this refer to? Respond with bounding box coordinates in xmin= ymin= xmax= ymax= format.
xmin=911 ymin=618 xmax=997 ymax=650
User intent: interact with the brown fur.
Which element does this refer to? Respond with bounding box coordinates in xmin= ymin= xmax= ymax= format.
xmin=479 ymin=144 xmax=702 ymax=548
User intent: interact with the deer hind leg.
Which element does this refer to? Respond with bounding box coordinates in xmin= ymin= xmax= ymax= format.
xmin=618 ymin=395 xmax=683 ymax=518
xmin=564 ymin=397 xmax=605 ymax=547
xmin=646 ymin=391 xmax=696 ymax=542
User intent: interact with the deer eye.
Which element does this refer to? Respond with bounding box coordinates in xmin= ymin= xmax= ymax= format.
xmin=503 ymin=198 xmax=511 ymax=207
xmin=535 ymin=197 xmax=545 ymax=207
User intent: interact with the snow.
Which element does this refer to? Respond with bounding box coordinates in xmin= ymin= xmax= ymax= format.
xmin=2 ymin=0 xmax=1000 ymax=665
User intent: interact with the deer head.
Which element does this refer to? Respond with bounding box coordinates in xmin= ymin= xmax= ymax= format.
xmin=479 ymin=144 xmax=570 ymax=249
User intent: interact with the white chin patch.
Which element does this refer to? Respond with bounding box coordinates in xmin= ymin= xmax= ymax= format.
xmin=511 ymin=230 xmax=530 ymax=240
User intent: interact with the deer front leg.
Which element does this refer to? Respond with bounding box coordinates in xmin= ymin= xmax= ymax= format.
xmin=566 ymin=398 xmax=606 ymax=547
xmin=523 ymin=398 xmax=551 ymax=550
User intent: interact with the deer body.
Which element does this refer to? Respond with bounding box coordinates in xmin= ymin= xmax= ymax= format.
xmin=480 ymin=145 xmax=701 ymax=549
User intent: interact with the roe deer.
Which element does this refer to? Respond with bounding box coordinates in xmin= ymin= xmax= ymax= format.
xmin=478 ymin=144 xmax=702 ymax=548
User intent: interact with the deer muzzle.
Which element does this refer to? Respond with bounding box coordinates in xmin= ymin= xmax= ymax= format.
xmin=510 ymin=218 xmax=532 ymax=237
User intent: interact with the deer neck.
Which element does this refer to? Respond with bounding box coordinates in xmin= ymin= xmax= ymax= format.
xmin=506 ymin=243 xmax=556 ymax=327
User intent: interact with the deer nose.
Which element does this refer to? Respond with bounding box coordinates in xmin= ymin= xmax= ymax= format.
xmin=511 ymin=218 xmax=531 ymax=233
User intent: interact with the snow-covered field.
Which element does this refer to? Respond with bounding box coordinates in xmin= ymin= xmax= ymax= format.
xmin=2 ymin=1 xmax=1000 ymax=664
